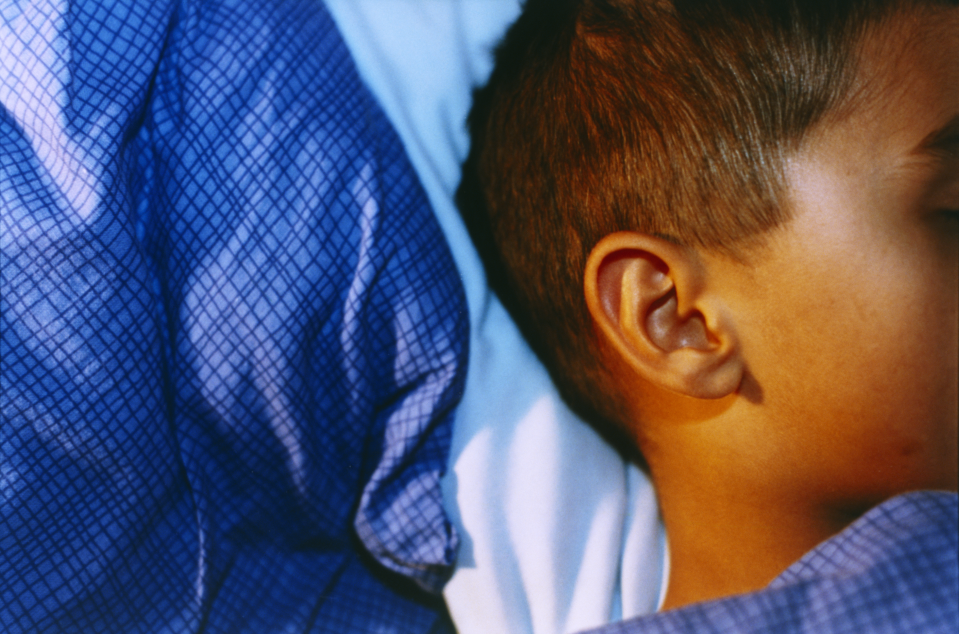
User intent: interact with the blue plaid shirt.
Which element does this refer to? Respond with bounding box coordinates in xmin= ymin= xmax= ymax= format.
xmin=579 ymin=491 xmax=959 ymax=634
xmin=1 ymin=0 xmax=467 ymax=631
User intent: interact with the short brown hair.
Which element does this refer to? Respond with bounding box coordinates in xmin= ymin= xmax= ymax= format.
xmin=458 ymin=0 xmax=956 ymax=445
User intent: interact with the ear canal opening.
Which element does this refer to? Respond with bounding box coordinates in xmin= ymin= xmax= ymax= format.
xmin=646 ymin=288 xmax=711 ymax=352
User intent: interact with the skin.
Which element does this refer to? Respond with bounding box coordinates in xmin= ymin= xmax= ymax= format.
xmin=585 ymin=8 xmax=958 ymax=609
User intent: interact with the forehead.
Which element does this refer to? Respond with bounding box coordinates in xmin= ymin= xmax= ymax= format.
xmin=839 ymin=7 xmax=959 ymax=160
xmin=778 ymin=6 xmax=958 ymax=249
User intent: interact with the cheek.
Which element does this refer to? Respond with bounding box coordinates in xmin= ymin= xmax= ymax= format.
xmin=880 ymin=225 xmax=959 ymax=447
xmin=749 ymin=226 xmax=958 ymax=497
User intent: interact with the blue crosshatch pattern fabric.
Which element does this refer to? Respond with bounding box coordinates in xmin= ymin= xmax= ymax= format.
xmin=579 ymin=491 xmax=959 ymax=634
xmin=0 ymin=0 xmax=467 ymax=631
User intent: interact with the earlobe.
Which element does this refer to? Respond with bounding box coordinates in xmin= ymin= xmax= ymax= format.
xmin=585 ymin=232 xmax=743 ymax=399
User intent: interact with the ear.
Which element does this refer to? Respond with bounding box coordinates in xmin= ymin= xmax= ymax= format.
xmin=584 ymin=232 xmax=743 ymax=399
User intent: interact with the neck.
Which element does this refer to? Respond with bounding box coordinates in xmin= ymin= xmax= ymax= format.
xmin=638 ymin=417 xmax=858 ymax=611
xmin=655 ymin=479 xmax=847 ymax=610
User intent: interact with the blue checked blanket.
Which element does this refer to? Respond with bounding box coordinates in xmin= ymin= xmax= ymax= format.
xmin=578 ymin=491 xmax=958 ymax=634
xmin=1 ymin=0 xmax=467 ymax=631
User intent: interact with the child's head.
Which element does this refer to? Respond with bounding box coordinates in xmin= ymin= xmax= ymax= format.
xmin=460 ymin=0 xmax=957 ymax=499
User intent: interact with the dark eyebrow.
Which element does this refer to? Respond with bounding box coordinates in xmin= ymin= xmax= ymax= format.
xmin=915 ymin=113 xmax=959 ymax=159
